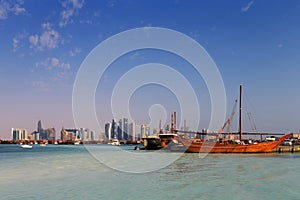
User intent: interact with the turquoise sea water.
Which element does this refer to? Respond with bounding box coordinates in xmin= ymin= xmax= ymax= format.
xmin=0 ymin=144 xmax=300 ymax=200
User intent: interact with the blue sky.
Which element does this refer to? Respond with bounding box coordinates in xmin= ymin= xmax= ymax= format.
xmin=1 ymin=0 xmax=300 ymax=139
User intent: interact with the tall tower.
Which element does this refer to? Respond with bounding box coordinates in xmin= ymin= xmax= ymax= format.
xmin=129 ymin=122 xmax=136 ymax=142
xmin=123 ymin=118 xmax=128 ymax=140
xmin=38 ymin=120 xmax=42 ymax=133
xmin=105 ymin=122 xmax=112 ymax=140
xmin=141 ymin=124 xmax=147 ymax=138
xmin=118 ymin=119 xmax=123 ymax=140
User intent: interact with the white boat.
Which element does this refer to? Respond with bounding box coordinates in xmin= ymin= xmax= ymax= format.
xmin=74 ymin=141 xmax=81 ymax=145
xmin=40 ymin=144 xmax=47 ymax=147
xmin=20 ymin=144 xmax=33 ymax=149
xmin=111 ymin=139 xmax=120 ymax=146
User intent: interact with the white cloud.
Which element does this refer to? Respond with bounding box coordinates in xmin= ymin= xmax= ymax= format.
xmin=29 ymin=35 xmax=39 ymax=47
xmin=69 ymin=47 xmax=81 ymax=56
xmin=107 ymin=0 xmax=116 ymax=8
xmin=241 ymin=1 xmax=254 ymax=13
xmin=28 ymin=23 xmax=60 ymax=51
xmin=277 ymin=44 xmax=283 ymax=48
xmin=12 ymin=32 xmax=27 ymax=52
xmin=32 ymin=81 xmax=49 ymax=91
xmin=40 ymin=29 xmax=59 ymax=49
xmin=59 ymin=0 xmax=84 ymax=27
xmin=12 ymin=37 xmax=18 ymax=49
xmin=33 ymin=57 xmax=72 ymax=90
xmin=36 ymin=57 xmax=70 ymax=70
xmin=0 ymin=0 xmax=26 ymax=20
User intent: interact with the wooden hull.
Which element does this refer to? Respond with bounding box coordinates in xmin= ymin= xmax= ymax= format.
xmin=178 ymin=133 xmax=292 ymax=153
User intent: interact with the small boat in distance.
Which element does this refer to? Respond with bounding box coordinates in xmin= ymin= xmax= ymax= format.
xmin=111 ymin=138 xmax=121 ymax=146
xmin=20 ymin=144 xmax=33 ymax=149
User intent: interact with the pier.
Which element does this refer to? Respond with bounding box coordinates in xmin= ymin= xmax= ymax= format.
xmin=274 ymin=145 xmax=300 ymax=153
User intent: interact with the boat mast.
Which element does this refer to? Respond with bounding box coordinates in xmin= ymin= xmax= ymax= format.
xmin=238 ymin=84 xmax=242 ymax=140
xmin=173 ymin=111 xmax=177 ymax=134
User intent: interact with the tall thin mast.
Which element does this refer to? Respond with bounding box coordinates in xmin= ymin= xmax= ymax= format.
xmin=173 ymin=111 xmax=177 ymax=134
xmin=238 ymin=84 xmax=242 ymax=140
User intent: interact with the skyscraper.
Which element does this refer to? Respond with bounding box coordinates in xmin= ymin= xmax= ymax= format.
xmin=80 ymin=128 xmax=90 ymax=141
xmin=34 ymin=120 xmax=55 ymax=140
xmin=91 ymin=130 xmax=95 ymax=141
xmin=141 ymin=124 xmax=147 ymax=138
xmin=111 ymin=119 xmax=117 ymax=139
xmin=11 ymin=128 xmax=27 ymax=141
xmin=38 ymin=120 xmax=42 ymax=133
xmin=123 ymin=118 xmax=128 ymax=140
xmin=129 ymin=122 xmax=136 ymax=142
xmin=117 ymin=119 xmax=123 ymax=140
xmin=60 ymin=127 xmax=79 ymax=141
xmin=105 ymin=122 xmax=112 ymax=140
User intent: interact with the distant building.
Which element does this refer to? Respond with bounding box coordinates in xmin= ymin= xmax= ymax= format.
xmin=32 ymin=120 xmax=55 ymax=140
xmin=141 ymin=124 xmax=147 ymax=138
xmin=60 ymin=127 xmax=80 ymax=141
xmin=111 ymin=119 xmax=117 ymax=139
xmin=117 ymin=119 xmax=123 ymax=140
xmin=129 ymin=122 xmax=136 ymax=142
xmin=80 ymin=128 xmax=90 ymax=141
xmin=106 ymin=119 xmax=140 ymax=141
xmin=11 ymin=128 xmax=27 ymax=141
xmin=105 ymin=122 xmax=112 ymax=140
xmin=123 ymin=118 xmax=128 ymax=140
xmin=105 ymin=119 xmax=119 ymax=140
xmin=90 ymin=130 xmax=95 ymax=141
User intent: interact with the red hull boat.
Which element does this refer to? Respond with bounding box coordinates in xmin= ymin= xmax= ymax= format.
xmin=177 ymin=133 xmax=292 ymax=153
xmin=176 ymin=84 xmax=292 ymax=153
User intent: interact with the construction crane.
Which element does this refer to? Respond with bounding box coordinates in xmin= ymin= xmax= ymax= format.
xmin=218 ymin=98 xmax=238 ymax=139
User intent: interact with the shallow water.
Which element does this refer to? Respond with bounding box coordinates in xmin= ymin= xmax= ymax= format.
xmin=0 ymin=144 xmax=299 ymax=200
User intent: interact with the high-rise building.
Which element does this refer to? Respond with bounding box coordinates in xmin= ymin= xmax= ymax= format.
xmin=38 ymin=120 xmax=42 ymax=133
xmin=105 ymin=122 xmax=112 ymax=140
xmin=11 ymin=128 xmax=27 ymax=141
xmin=80 ymin=128 xmax=90 ymax=141
xmin=117 ymin=119 xmax=123 ymax=140
xmin=141 ymin=124 xmax=147 ymax=138
xmin=123 ymin=118 xmax=128 ymax=140
xmin=60 ymin=127 xmax=79 ymax=141
xmin=33 ymin=120 xmax=55 ymax=140
xmin=129 ymin=122 xmax=136 ymax=142
xmin=91 ymin=130 xmax=95 ymax=141
xmin=111 ymin=119 xmax=117 ymax=139
xmin=147 ymin=127 xmax=150 ymax=136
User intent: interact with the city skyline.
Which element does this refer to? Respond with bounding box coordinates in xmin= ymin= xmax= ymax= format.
xmin=1 ymin=1 xmax=300 ymax=139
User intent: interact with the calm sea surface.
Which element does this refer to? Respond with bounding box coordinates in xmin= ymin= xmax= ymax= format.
xmin=0 ymin=144 xmax=299 ymax=200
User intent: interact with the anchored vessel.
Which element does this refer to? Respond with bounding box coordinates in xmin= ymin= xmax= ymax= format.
xmin=176 ymin=84 xmax=292 ymax=153
xmin=142 ymin=112 xmax=178 ymax=150
xmin=177 ymin=133 xmax=292 ymax=153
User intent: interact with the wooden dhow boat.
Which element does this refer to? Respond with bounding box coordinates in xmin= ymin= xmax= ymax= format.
xmin=176 ymin=133 xmax=292 ymax=153
xmin=176 ymin=84 xmax=292 ymax=153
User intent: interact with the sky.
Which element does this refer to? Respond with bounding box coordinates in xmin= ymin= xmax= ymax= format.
xmin=1 ymin=0 xmax=300 ymax=139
